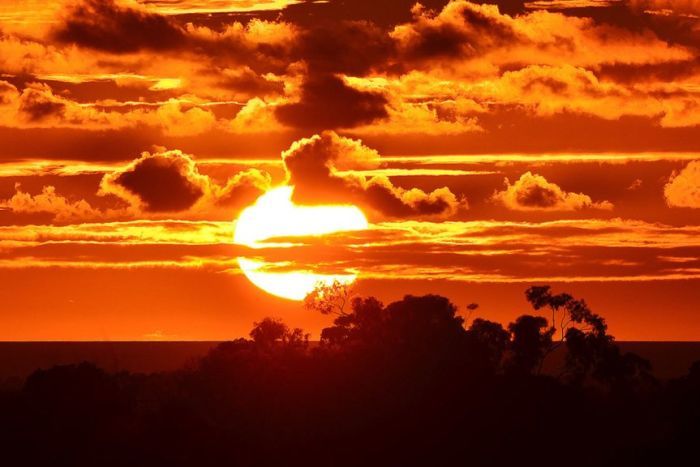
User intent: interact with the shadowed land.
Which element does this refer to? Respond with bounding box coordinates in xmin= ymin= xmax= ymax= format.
xmin=2 ymin=340 xmax=699 ymax=390
xmin=0 ymin=285 xmax=698 ymax=467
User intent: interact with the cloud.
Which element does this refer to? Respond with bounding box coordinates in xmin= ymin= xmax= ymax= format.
xmin=0 ymin=220 xmax=235 ymax=245
xmin=348 ymin=63 xmax=700 ymax=130
xmin=53 ymin=0 xmax=188 ymax=53
xmin=185 ymin=18 xmax=298 ymax=72
xmin=391 ymin=2 xmax=517 ymax=62
xmin=100 ymin=148 xmax=270 ymax=213
xmin=0 ymin=81 xmax=16 ymax=104
xmin=17 ymin=82 xmax=67 ymax=121
xmin=227 ymin=97 xmax=287 ymax=133
xmin=627 ymin=178 xmax=643 ymax=191
xmin=153 ymin=0 xmax=301 ymax=14
xmin=217 ymin=66 xmax=285 ymax=98
xmin=629 ymin=0 xmax=700 ymax=16
xmin=152 ymin=100 xmax=217 ymax=136
xmin=275 ymin=75 xmax=389 ymax=130
xmin=10 ymin=0 xmax=698 ymax=139
xmin=296 ymin=20 xmax=394 ymax=75
xmin=665 ymin=160 xmax=700 ymax=208
xmin=1 ymin=217 xmax=698 ymax=283
xmin=390 ymin=1 xmax=691 ymax=70
xmin=492 ymin=172 xmax=613 ymax=211
xmin=0 ymin=80 xmax=220 ymax=135
xmin=52 ymin=0 xmax=298 ymax=72
xmin=524 ymin=1 xmax=620 ymax=9
xmin=0 ymin=184 xmax=105 ymax=222
xmin=282 ymin=132 xmax=466 ymax=218
xmin=100 ymin=149 xmax=208 ymax=212
xmin=3 ymin=0 xmax=700 ymax=150
xmin=213 ymin=169 xmax=273 ymax=208
xmin=0 ymin=29 xmax=102 ymax=77
xmin=346 ymin=74 xmax=484 ymax=135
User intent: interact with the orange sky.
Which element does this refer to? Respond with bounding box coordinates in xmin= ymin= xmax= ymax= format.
xmin=0 ymin=0 xmax=699 ymax=341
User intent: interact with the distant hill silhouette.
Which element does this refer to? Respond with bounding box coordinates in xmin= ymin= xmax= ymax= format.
xmin=0 ymin=285 xmax=698 ymax=467
xmin=2 ymin=341 xmax=698 ymax=390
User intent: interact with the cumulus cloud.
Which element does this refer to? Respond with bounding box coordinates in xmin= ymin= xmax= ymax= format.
xmin=348 ymin=62 xmax=700 ymax=129
xmin=152 ymin=100 xmax=217 ymax=136
xmin=0 ymin=80 xmax=219 ymax=135
xmin=275 ymin=75 xmax=389 ymax=130
xmin=217 ymin=66 xmax=285 ymax=98
xmin=391 ymin=2 xmax=517 ymax=62
xmin=22 ymin=0 xmax=699 ymax=137
xmin=295 ymin=20 xmax=394 ymax=75
xmin=227 ymin=97 xmax=287 ymax=133
xmin=346 ymin=74 xmax=484 ymax=135
xmin=466 ymin=65 xmax=667 ymax=122
xmin=492 ymin=172 xmax=613 ymax=211
xmin=665 ymin=161 xmax=700 ymax=208
xmin=53 ymin=0 xmax=188 ymax=53
xmin=0 ymin=32 xmax=99 ymax=76
xmin=52 ymin=0 xmax=298 ymax=72
xmin=213 ymin=168 xmax=273 ymax=209
xmin=185 ymin=18 xmax=298 ymax=72
xmin=282 ymin=132 xmax=466 ymax=218
xmin=0 ymin=184 xmax=105 ymax=222
xmin=17 ymin=82 xmax=67 ymax=121
xmin=3 ymin=0 xmax=700 ymax=146
xmin=390 ymin=1 xmax=691 ymax=70
xmin=100 ymin=148 xmax=270 ymax=213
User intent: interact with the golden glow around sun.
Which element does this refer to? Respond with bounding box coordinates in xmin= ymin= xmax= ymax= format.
xmin=234 ymin=186 xmax=368 ymax=300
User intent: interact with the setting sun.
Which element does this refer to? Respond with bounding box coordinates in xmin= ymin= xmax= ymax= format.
xmin=234 ymin=186 xmax=368 ymax=300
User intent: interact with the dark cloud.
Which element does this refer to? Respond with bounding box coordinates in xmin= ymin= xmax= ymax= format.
xmin=39 ymin=77 xmax=181 ymax=104
xmin=18 ymin=83 xmax=66 ymax=122
xmin=296 ymin=20 xmax=395 ymax=75
xmin=99 ymin=149 xmax=270 ymax=214
xmin=363 ymin=178 xmax=460 ymax=217
xmin=493 ymin=172 xmax=613 ymax=211
xmin=391 ymin=1 xmax=519 ymax=64
xmin=275 ymin=75 xmax=388 ymax=130
xmin=104 ymin=150 xmax=206 ymax=212
xmin=597 ymin=59 xmax=700 ymax=85
xmin=278 ymin=1 xmax=523 ymax=28
xmin=53 ymin=0 xmax=187 ymax=53
xmin=282 ymin=131 xmax=465 ymax=218
xmin=629 ymin=0 xmax=700 ymax=17
xmin=14 ymin=0 xmax=700 ymax=143
xmin=51 ymin=0 xmax=297 ymax=76
xmin=218 ymin=67 xmax=285 ymax=97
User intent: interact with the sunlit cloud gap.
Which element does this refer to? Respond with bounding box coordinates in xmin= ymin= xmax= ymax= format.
xmin=142 ymin=0 xmax=305 ymax=14
xmin=380 ymin=153 xmax=700 ymax=164
xmin=1 ymin=153 xmax=698 ymax=178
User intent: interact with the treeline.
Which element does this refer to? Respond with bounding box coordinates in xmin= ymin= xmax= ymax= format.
xmin=0 ymin=285 xmax=698 ymax=467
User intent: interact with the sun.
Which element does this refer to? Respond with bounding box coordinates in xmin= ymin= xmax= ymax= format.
xmin=234 ymin=186 xmax=368 ymax=300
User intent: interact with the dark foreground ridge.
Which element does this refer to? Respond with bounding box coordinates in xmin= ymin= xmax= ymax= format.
xmin=1 ymin=285 xmax=698 ymax=467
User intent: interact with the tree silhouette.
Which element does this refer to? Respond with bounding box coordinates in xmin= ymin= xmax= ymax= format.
xmin=319 ymin=295 xmax=385 ymax=346
xmin=382 ymin=294 xmax=465 ymax=347
xmin=525 ymin=285 xmax=651 ymax=388
xmin=525 ymin=285 xmax=606 ymax=342
xmin=304 ymin=280 xmax=355 ymax=316
xmin=506 ymin=315 xmax=554 ymax=375
xmin=250 ymin=317 xmax=309 ymax=350
xmin=1 ymin=285 xmax=693 ymax=467
xmin=467 ymin=318 xmax=510 ymax=372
